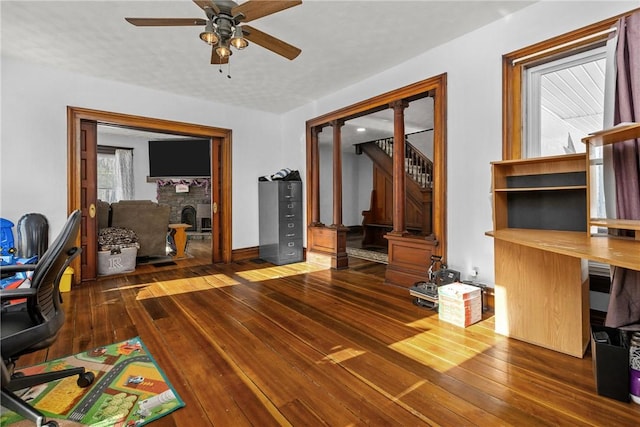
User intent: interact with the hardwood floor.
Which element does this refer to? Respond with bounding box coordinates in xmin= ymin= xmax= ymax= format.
xmin=16 ymin=242 xmax=640 ymax=426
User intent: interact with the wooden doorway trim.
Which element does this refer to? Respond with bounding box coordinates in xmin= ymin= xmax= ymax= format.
xmin=305 ymin=73 xmax=447 ymax=266
xmin=67 ymin=106 xmax=232 ymax=282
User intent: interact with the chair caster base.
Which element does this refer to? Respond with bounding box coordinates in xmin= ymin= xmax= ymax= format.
xmin=78 ymin=371 xmax=95 ymax=388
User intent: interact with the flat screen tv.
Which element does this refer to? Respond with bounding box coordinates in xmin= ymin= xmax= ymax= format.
xmin=148 ymin=139 xmax=210 ymax=178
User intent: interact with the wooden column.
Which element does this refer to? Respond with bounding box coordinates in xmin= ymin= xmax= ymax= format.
xmin=310 ymin=126 xmax=322 ymax=226
xmin=306 ymin=120 xmax=348 ymax=270
xmin=331 ymin=119 xmax=344 ymax=228
xmin=390 ymin=100 xmax=408 ymax=235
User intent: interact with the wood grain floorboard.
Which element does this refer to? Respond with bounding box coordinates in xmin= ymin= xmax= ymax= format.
xmin=12 ymin=242 xmax=640 ymax=426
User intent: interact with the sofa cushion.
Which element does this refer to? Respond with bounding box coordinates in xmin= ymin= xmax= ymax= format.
xmin=110 ymin=200 xmax=170 ymax=258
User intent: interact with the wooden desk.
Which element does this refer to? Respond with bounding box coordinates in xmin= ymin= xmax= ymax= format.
xmin=486 ymin=229 xmax=640 ymax=358
xmin=168 ymin=223 xmax=191 ymax=259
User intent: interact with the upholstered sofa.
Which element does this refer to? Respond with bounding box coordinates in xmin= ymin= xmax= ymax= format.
xmin=97 ymin=200 xmax=170 ymax=258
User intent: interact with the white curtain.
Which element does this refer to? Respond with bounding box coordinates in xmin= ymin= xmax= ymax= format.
xmin=115 ymin=149 xmax=134 ymax=201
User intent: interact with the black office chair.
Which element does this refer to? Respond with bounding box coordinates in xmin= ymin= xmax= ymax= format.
xmin=0 ymin=210 xmax=95 ymax=427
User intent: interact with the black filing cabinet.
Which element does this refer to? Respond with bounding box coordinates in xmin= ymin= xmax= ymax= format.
xmin=259 ymin=181 xmax=303 ymax=265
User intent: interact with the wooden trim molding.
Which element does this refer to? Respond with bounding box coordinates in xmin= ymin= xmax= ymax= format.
xmin=305 ymin=73 xmax=447 ymax=273
xmin=67 ymin=107 xmax=233 ymax=281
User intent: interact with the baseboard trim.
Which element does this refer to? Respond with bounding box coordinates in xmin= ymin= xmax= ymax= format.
xmin=232 ymin=246 xmax=259 ymax=261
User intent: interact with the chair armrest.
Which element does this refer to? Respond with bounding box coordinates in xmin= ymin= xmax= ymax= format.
xmin=1 ymin=264 xmax=37 ymax=274
xmin=0 ymin=287 xmax=37 ymax=302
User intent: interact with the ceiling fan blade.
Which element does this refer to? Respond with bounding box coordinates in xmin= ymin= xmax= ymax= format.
xmin=232 ymin=1 xmax=301 ymax=23
xmin=211 ymin=49 xmax=230 ymax=65
xmin=243 ymin=25 xmax=301 ymax=60
xmin=192 ymin=0 xmax=220 ymax=17
xmin=125 ymin=18 xmax=206 ymax=26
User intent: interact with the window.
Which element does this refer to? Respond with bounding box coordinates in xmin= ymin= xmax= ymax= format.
xmin=523 ymin=47 xmax=606 ymax=158
xmin=97 ymin=146 xmax=134 ymax=203
xmin=97 ymin=152 xmax=117 ymax=203
xmin=523 ymin=46 xmax=608 ymax=219
xmin=502 ymin=14 xmax=630 ymax=280
xmin=502 ymin=13 xmax=625 ymax=160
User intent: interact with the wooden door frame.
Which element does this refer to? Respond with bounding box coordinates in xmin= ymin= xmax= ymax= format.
xmin=67 ymin=107 xmax=232 ymax=282
xmin=305 ymin=74 xmax=447 ymax=265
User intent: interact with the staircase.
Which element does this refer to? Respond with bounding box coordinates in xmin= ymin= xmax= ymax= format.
xmin=373 ymin=137 xmax=433 ymax=188
xmin=356 ymin=135 xmax=434 ymax=243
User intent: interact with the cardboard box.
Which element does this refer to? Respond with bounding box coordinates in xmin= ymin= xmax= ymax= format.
xmin=591 ymin=325 xmax=630 ymax=402
xmin=438 ymin=282 xmax=482 ymax=327
xmin=98 ymin=246 xmax=137 ymax=276
xmin=60 ymin=267 xmax=73 ymax=292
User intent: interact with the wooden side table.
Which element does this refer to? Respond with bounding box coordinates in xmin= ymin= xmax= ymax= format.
xmin=168 ymin=223 xmax=191 ymax=259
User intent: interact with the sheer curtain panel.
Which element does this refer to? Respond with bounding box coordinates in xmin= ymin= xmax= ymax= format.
xmin=115 ymin=148 xmax=134 ymax=201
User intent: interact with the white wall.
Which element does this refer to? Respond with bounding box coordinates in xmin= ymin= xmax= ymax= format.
xmin=318 ymin=144 xmax=373 ymax=227
xmin=0 ymin=57 xmax=288 ymax=249
xmin=281 ymin=1 xmax=638 ymax=284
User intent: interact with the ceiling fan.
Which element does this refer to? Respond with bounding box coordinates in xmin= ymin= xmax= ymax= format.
xmin=125 ymin=0 xmax=302 ymax=65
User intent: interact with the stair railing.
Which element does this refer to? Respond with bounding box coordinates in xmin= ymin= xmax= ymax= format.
xmin=369 ymin=137 xmax=433 ymax=189
xmin=404 ymin=141 xmax=433 ymax=188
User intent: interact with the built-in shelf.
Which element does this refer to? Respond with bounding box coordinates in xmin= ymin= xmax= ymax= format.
xmin=494 ymin=185 xmax=587 ymax=192
xmin=487 ymin=124 xmax=640 ymax=359
xmin=591 ymin=218 xmax=640 ymax=240
xmin=491 ymin=153 xmax=587 ymax=232
xmin=583 ymin=122 xmax=640 ymax=239
xmin=581 ymin=122 xmax=640 ymax=146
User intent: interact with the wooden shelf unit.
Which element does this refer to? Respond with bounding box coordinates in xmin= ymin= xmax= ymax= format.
xmin=582 ymin=122 xmax=640 ymax=237
xmin=581 ymin=122 xmax=640 ymax=146
xmin=590 ymin=219 xmax=640 ymax=240
xmin=486 ymin=124 xmax=640 ymax=358
xmin=491 ymin=153 xmax=588 ymax=233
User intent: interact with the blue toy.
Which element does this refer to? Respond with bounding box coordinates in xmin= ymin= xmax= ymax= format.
xmin=0 ymin=218 xmax=39 ymax=288
xmin=0 ymin=218 xmax=15 ymax=257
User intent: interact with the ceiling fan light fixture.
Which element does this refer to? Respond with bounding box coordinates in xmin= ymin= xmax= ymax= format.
xmin=199 ymin=22 xmax=218 ymax=45
xmin=231 ymin=26 xmax=248 ymax=50
xmin=215 ymin=43 xmax=232 ymax=59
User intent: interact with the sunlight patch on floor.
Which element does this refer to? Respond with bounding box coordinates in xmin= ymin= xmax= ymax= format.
xmin=318 ymin=345 xmax=366 ymax=364
xmin=235 ymin=263 xmax=328 ymax=282
xmin=135 ymin=273 xmax=240 ymax=300
xmin=388 ymin=328 xmax=492 ymax=373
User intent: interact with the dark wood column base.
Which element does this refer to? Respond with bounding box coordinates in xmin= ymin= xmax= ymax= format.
xmin=384 ymin=234 xmax=438 ymax=288
xmin=307 ymin=225 xmax=349 ymax=270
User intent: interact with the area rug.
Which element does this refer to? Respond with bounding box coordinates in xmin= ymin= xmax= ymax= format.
xmin=0 ymin=337 xmax=184 ymax=427
xmin=346 ymin=247 xmax=389 ymax=264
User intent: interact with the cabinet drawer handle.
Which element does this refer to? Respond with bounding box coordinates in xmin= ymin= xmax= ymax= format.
xmin=287 ymin=242 xmax=295 ymax=247
xmin=286 ymin=252 xmax=296 ymax=256
xmin=288 ymin=223 xmax=295 ymax=228
xmin=286 ymin=233 xmax=296 ymax=237
xmin=288 ymin=204 xmax=294 ymax=208
xmin=285 ymin=214 xmax=295 ymax=218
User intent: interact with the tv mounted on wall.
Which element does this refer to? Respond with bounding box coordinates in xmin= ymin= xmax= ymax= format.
xmin=148 ymin=139 xmax=211 ymax=178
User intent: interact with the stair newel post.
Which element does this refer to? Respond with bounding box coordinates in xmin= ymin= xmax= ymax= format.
xmin=331 ymin=119 xmax=345 ymax=228
xmin=310 ymin=126 xmax=323 ymax=226
xmin=390 ymin=100 xmax=409 ymax=235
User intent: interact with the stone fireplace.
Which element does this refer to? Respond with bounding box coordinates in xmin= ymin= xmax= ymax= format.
xmin=181 ymin=205 xmax=197 ymax=229
xmin=156 ymin=180 xmax=211 ymax=232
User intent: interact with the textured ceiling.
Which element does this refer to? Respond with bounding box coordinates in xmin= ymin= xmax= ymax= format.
xmin=1 ymin=0 xmax=534 ymax=114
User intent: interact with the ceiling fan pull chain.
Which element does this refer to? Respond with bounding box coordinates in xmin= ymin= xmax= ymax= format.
xmin=227 ymin=61 xmax=231 ymax=79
